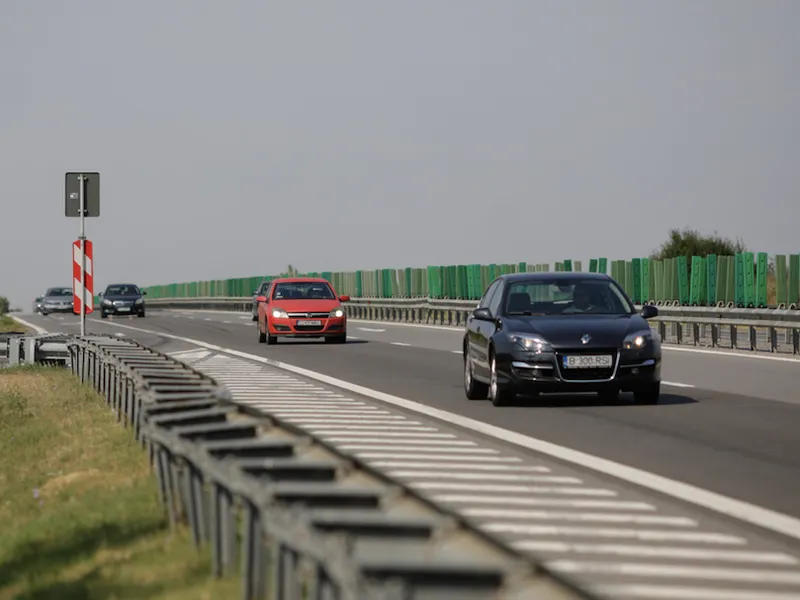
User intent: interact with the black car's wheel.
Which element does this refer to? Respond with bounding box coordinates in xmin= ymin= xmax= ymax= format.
xmin=252 ymin=312 xmax=258 ymax=321
xmin=464 ymin=352 xmax=488 ymax=400
xmin=137 ymin=310 xmax=145 ymax=318
xmin=633 ymin=382 xmax=660 ymax=405
xmin=489 ymin=353 xmax=516 ymax=407
xmin=100 ymin=312 xmax=107 ymax=319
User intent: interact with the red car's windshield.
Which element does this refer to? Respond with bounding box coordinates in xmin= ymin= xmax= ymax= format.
xmin=272 ymin=282 xmax=335 ymax=300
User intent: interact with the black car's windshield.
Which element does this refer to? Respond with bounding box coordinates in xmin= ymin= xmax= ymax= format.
xmin=273 ymin=282 xmax=335 ymax=300
xmin=105 ymin=285 xmax=140 ymax=296
xmin=504 ymin=278 xmax=634 ymax=316
xmin=45 ymin=288 xmax=72 ymax=297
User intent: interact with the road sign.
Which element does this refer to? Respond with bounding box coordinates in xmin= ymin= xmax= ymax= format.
xmin=65 ymin=172 xmax=100 ymax=217
xmin=73 ymin=239 xmax=94 ymax=315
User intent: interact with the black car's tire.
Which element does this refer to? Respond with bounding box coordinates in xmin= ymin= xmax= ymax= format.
xmin=464 ymin=353 xmax=488 ymax=400
xmin=100 ymin=312 xmax=107 ymax=319
xmin=137 ymin=311 xmax=145 ymax=318
xmin=252 ymin=313 xmax=258 ymax=322
xmin=489 ymin=354 xmax=516 ymax=407
xmin=633 ymin=382 xmax=660 ymax=405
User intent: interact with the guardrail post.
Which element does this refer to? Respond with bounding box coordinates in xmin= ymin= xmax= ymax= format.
xmin=240 ymin=501 xmax=264 ymax=600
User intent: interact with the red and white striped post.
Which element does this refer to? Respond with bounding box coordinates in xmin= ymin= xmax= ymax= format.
xmin=73 ymin=240 xmax=94 ymax=321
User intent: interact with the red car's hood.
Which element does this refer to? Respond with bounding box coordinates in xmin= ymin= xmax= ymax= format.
xmin=271 ymin=299 xmax=341 ymax=313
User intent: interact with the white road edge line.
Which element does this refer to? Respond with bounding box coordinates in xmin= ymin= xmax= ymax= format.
xmin=154 ymin=309 xmax=800 ymax=363
xmin=9 ymin=315 xmax=48 ymax=334
xmin=69 ymin=318 xmax=800 ymax=543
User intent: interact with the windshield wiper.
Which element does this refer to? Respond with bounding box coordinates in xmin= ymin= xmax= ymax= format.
xmin=507 ymin=311 xmax=546 ymax=316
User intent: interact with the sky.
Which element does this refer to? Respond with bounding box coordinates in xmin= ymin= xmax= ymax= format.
xmin=1 ymin=0 xmax=798 ymax=308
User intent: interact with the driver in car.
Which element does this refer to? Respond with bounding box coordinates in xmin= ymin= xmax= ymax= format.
xmin=562 ymin=283 xmax=595 ymax=313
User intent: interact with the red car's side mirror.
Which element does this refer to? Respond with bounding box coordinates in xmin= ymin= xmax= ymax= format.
xmin=339 ymin=295 xmax=350 ymax=302
xmin=256 ymin=296 xmax=267 ymax=303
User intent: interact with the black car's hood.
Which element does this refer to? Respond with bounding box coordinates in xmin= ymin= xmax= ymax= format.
xmin=504 ymin=314 xmax=649 ymax=348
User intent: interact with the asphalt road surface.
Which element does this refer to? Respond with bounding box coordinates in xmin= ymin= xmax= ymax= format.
xmin=21 ymin=309 xmax=800 ymax=520
xmin=16 ymin=308 xmax=800 ymax=598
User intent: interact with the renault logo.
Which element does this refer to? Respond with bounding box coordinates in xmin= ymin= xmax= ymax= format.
xmin=581 ymin=334 xmax=591 ymax=344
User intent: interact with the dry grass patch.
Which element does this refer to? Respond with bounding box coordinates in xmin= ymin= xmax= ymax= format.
xmin=0 ymin=365 xmax=240 ymax=599
xmin=0 ymin=315 xmax=29 ymax=334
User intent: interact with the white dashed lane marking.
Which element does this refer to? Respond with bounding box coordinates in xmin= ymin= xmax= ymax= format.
xmin=166 ymin=348 xmax=800 ymax=599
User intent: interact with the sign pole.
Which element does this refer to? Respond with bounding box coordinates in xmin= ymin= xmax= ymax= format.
xmin=79 ymin=174 xmax=86 ymax=337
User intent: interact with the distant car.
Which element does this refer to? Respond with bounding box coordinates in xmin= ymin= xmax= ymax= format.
xmin=39 ymin=287 xmax=74 ymax=315
xmin=99 ymin=283 xmax=147 ymax=318
xmin=256 ymin=277 xmax=349 ymax=344
xmin=33 ymin=296 xmax=44 ymax=313
xmin=251 ymin=280 xmax=272 ymax=321
xmin=463 ymin=272 xmax=662 ymax=406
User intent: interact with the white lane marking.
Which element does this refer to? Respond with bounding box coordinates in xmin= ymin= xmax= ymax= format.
xmin=663 ymin=381 xmax=695 ymax=388
xmin=348 ymin=336 xmax=360 ymax=340
xmin=590 ymin=584 xmax=800 ymax=599
xmin=500 ymin=526 xmax=747 ymax=544
xmin=464 ymin=509 xmax=696 ymax=526
xmin=309 ymin=425 xmax=441 ymax=432
xmin=314 ymin=431 xmax=457 ymax=439
xmin=324 ymin=438 xmax=477 ymax=446
xmin=391 ymin=342 xmax=412 ymax=346
xmin=266 ymin=409 xmax=390 ymax=415
xmin=168 ymin=349 xmax=212 ymax=359
xmin=549 ymin=561 xmax=800 ymax=584
xmin=359 ymin=453 xmax=522 ymax=462
xmin=357 ymin=327 xmax=386 ymax=332
xmin=8 ymin=315 xmax=48 ymax=334
xmin=204 ymin=318 xmax=212 ymax=321
xmin=341 ymin=445 xmax=499 ymax=454
xmin=410 ymin=479 xmax=603 ymax=489
xmin=451 ymin=350 xmax=462 ymax=354
xmin=433 ymin=496 xmax=654 ymax=510
xmin=664 ymin=345 xmax=800 ymax=363
xmin=516 ymin=541 xmax=798 ymax=564
xmin=223 ymin=321 xmax=232 ymax=324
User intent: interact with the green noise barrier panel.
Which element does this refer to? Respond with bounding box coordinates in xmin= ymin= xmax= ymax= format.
xmin=141 ymin=252 xmax=800 ymax=308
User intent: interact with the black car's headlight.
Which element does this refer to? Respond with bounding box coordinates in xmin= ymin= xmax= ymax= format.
xmin=135 ymin=298 xmax=144 ymax=305
xmin=623 ymin=330 xmax=653 ymax=350
xmin=102 ymin=299 xmax=112 ymax=306
xmin=509 ymin=333 xmax=552 ymax=354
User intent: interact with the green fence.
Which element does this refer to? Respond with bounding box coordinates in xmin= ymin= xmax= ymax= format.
xmin=141 ymin=253 xmax=800 ymax=308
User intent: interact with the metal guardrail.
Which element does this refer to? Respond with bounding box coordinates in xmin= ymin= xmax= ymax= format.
xmin=35 ymin=333 xmax=594 ymax=600
xmin=146 ymin=297 xmax=800 ymax=355
xmin=1 ymin=332 xmax=72 ymax=365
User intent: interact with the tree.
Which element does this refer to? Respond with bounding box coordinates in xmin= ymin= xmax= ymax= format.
xmin=286 ymin=264 xmax=298 ymax=276
xmin=650 ymin=228 xmax=747 ymax=261
xmin=0 ymin=296 xmax=8 ymax=314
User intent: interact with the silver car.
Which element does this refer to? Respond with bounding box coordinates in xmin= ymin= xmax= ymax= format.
xmin=39 ymin=287 xmax=74 ymax=315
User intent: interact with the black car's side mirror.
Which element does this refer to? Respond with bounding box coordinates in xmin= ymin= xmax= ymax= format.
xmin=142 ymin=290 xmax=147 ymax=295
xmin=98 ymin=292 xmax=103 ymax=297
xmin=472 ymin=307 xmax=494 ymax=321
xmin=641 ymin=304 xmax=658 ymax=319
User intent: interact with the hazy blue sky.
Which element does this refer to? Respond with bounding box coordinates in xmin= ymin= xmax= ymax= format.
xmin=2 ymin=1 xmax=798 ymax=308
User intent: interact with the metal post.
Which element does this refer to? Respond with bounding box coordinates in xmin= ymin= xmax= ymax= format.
xmin=79 ymin=174 xmax=86 ymax=337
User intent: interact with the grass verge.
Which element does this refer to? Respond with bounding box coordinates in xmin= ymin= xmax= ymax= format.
xmin=0 ymin=315 xmax=29 ymax=334
xmin=0 ymin=365 xmax=240 ymax=600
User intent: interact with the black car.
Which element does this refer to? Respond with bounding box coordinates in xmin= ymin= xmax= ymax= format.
xmin=463 ymin=272 xmax=661 ymax=406
xmin=99 ymin=283 xmax=147 ymax=318
xmin=251 ymin=280 xmax=272 ymax=321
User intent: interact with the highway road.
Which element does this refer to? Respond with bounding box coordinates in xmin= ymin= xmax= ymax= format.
xmin=19 ymin=308 xmax=800 ymax=522
xmin=15 ymin=308 xmax=800 ymax=598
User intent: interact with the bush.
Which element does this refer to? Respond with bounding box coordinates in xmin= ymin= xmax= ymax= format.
xmin=0 ymin=296 xmax=9 ymax=315
xmin=650 ymin=228 xmax=747 ymax=261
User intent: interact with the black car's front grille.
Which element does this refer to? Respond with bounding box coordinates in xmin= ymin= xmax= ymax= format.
xmin=555 ymin=348 xmax=618 ymax=382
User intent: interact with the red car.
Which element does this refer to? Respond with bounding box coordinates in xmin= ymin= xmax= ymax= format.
xmin=256 ymin=277 xmax=350 ymax=345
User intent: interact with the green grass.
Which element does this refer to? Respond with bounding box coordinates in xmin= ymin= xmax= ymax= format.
xmin=0 ymin=315 xmax=28 ymax=334
xmin=0 ymin=365 xmax=240 ymax=600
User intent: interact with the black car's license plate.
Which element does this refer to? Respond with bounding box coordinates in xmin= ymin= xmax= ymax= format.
xmin=563 ymin=354 xmax=613 ymax=369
